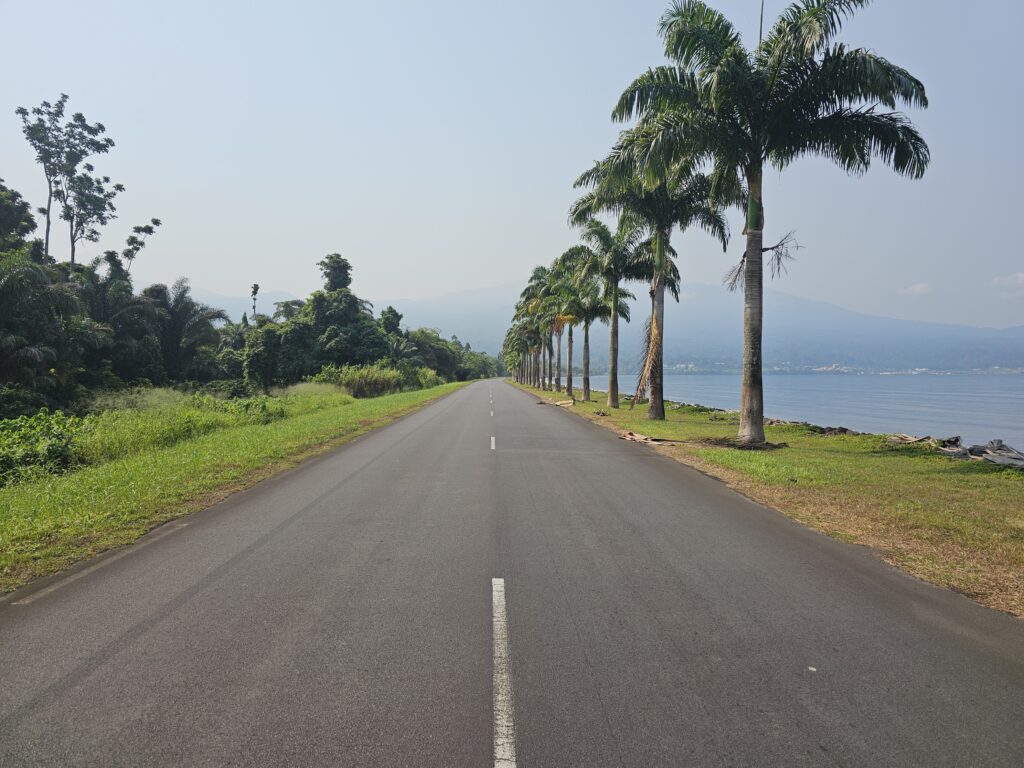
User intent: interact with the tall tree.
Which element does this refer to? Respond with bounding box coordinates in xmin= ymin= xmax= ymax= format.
xmin=613 ymin=0 xmax=929 ymax=442
xmin=572 ymin=157 xmax=727 ymax=419
xmin=272 ymin=299 xmax=305 ymax=322
xmin=574 ymin=276 xmax=617 ymax=402
xmin=119 ymin=218 xmax=162 ymax=273
xmin=250 ymin=283 xmax=260 ymax=319
xmin=379 ymin=305 xmax=403 ymax=336
xmin=319 ymin=253 xmax=352 ymax=291
xmin=16 ymin=95 xmax=115 ymax=260
xmin=56 ymin=164 xmax=123 ymax=269
xmin=572 ymin=218 xmax=647 ymax=408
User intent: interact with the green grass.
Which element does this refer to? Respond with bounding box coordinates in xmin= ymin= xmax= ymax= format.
xmin=0 ymin=382 xmax=466 ymax=592
xmin=521 ymin=383 xmax=1024 ymax=615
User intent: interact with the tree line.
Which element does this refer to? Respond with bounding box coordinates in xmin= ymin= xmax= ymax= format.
xmin=503 ymin=0 xmax=929 ymax=444
xmin=1 ymin=97 xmax=498 ymax=417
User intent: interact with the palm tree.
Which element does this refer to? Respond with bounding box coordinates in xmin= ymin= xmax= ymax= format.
xmin=613 ymin=0 xmax=929 ymax=442
xmin=572 ymin=218 xmax=648 ymax=408
xmin=553 ymin=248 xmax=592 ymax=400
xmin=572 ymin=156 xmax=727 ymax=419
xmin=143 ymin=278 xmax=228 ymax=380
xmin=575 ymin=276 xmax=629 ymax=403
xmin=386 ymin=336 xmax=424 ymax=367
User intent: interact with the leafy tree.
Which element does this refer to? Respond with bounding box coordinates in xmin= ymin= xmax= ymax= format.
xmin=273 ymin=299 xmax=305 ymax=322
xmin=318 ymin=253 xmax=352 ymax=291
xmin=0 ymin=178 xmax=37 ymax=252
xmin=56 ymin=164 xmax=123 ymax=269
xmin=16 ymin=94 xmax=115 ymax=260
xmin=243 ymin=322 xmax=280 ymax=393
xmin=379 ymin=305 xmax=403 ymax=336
xmin=612 ymin=0 xmax=929 ymax=442
xmin=250 ymin=283 xmax=260 ymax=320
xmin=118 ymin=218 xmax=162 ymax=273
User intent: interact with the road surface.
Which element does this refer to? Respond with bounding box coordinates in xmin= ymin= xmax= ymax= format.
xmin=1 ymin=380 xmax=1022 ymax=766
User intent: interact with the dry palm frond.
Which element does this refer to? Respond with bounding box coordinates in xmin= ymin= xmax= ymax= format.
xmin=724 ymin=231 xmax=800 ymax=291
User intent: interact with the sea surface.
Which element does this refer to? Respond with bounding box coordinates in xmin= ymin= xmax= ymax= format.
xmin=583 ymin=373 xmax=1024 ymax=448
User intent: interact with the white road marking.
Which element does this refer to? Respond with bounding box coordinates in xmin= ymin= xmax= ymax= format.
xmin=492 ymin=578 xmax=516 ymax=768
xmin=490 ymin=410 xmax=494 ymax=417
xmin=491 ymin=436 xmax=496 ymax=450
xmin=11 ymin=522 xmax=190 ymax=605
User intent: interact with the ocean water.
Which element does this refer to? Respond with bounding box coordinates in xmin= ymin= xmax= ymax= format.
xmin=581 ymin=373 xmax=1024 ymax=448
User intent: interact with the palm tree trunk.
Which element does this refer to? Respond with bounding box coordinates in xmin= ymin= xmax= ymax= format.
xmin=582 ymin=322 xmax=591 ymax=401
xmin=647 ymin=230 xmax=668 ymax=420
xmin=547 ymin=333 xmax=554 ymax=390
xmin=566 ymin=325 xmax=574 ymax=400
xmin=608 ymin=283 xmax=619 ymax=409
xmin=739 ymin=165 xmax=766 ymax=444
xmin=555 ymin=330 xmax=562 ymax=392
xmin=647 ymin=276 xmax=665 ymax=420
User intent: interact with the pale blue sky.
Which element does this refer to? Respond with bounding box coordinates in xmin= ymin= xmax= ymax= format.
xmin=2 ymin=0 xmax=1022 ymax=327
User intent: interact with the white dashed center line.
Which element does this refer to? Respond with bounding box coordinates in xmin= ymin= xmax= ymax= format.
xmin=492 ymin=578 xmax=516 ymax=767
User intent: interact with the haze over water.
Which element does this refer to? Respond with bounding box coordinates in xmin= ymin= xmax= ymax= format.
xmin=585 ymin=374 xmax=1024 ymax=449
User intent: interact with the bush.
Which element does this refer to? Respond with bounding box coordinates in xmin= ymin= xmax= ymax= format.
xmin=414 ymin=366 xmax=445 ymax=389
xmin=309 ymin=363 xmax=405 ymax=398
xmin=0 ymin=409 xmax=86 ymax=486
xmin=0 ymin=386 xmax=355 ymax=489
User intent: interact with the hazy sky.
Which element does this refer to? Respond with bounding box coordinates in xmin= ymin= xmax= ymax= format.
xmin=2 ymin=0 xmax=1022 ymax=327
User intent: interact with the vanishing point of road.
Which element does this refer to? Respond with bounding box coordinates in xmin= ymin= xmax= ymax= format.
xmin=1 ymin=381 xmax=1022 ymax=766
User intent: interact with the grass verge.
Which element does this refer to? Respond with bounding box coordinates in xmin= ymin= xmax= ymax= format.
xmin=0 ymin=383 xmax=466 ymax=593
xmin=518 ymin=382 xmax=1024 ymax=616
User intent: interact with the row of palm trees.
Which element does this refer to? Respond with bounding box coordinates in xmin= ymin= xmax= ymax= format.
xmin=503 ymin=0 xmax=929 ymax=444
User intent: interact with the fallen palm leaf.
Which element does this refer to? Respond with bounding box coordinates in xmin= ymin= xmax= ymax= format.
xmin=619 ymin=430 xmax=676 ymax=446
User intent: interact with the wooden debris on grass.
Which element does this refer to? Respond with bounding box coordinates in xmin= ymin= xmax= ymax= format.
xmin=889 ymin=434 xmax=1024 ymax=470
xmin=619 ymin=431 xmax=677 ymax=446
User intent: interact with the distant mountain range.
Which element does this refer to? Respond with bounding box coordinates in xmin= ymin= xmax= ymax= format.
xmin=194 ymin=282 xmax=1024 ymax=372
xmin=373 ymin=282 xmax=1024 ymax=373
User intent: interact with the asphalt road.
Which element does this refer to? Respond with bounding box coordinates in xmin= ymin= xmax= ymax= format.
xmin=1 ymin=380 xmax=1022 ymax=767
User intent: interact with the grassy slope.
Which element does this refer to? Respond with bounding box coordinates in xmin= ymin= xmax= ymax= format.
xmin=0 ymin=383 xmax=466 ymax=593
xmin=519 ymin=383 xmax=1024 ymax=616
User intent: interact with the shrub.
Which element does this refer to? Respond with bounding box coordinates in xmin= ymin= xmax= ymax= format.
xmin=309 ymin=363 xmax=405 ymax=398
xmin=0 ymin=409 xmax=86 ymax=486
xmin=414 ymin=367 xmax=445 ymax=389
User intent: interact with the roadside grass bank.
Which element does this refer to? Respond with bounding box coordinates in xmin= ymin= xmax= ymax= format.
xmin=516 ymin=382 xmax=1024 ymax=616
xmin=0 ymin=382 xmax=466 ymax=593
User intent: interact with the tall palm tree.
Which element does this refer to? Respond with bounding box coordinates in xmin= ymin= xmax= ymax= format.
xmin=572 ymin=156 xmax=727 ymax=419
xmin=613 ymin=0 xmax=929 ymax=442
xmin=553 ymin=247 xmax=591 ymax=400
xmin=572 ymin=218 xmax=648 ymax=408
xmin=575 ymin=275 xmax=631 ymax=403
